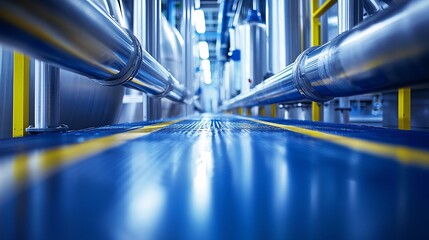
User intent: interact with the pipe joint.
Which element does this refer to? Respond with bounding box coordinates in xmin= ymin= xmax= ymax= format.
xmin=94 ymin=29 xmax=143 ymax=86
xmin=154 ymin=75 xmax=175 ymax=98
xmin=293 ymin=47 xmax=334 ymax=102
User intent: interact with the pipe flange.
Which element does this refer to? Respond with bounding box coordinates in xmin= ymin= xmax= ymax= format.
xmin=292 ymin=47 xmax=333 ymax=102
xmin=94 ymin=28 xmax=143 ymax=86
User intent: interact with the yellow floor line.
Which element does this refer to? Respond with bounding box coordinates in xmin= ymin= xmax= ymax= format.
xmin=12 ymin=120 xmax=180 ymax=184
xmin=251 ymin=119 xmax=429 ymax=167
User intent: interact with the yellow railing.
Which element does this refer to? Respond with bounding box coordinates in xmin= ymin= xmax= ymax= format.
xmin=13 ymin=52 xmax=30 ymax=137
xmin=270 ymin=104 xmax=276 ymax=118
xmin=398 ymin=88 xmax=411 ymax=130
xmin=246 ymin=107 xmax=251 ymax=116
xmin=311 ymin=0 xmax=337 ymax=121
xmin=311 ymin=0 xmax=411 ymax=129
xmin=259 ymin=106 xmax=266 ymax=117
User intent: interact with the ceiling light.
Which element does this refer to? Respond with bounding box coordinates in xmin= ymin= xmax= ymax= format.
xmin=194 ymin=9 xmax=206 ymax=34
xmin=201 ymin=59 xmax=211 ymax=71
xmin=198 ymin=41 xmax=209 ymax=59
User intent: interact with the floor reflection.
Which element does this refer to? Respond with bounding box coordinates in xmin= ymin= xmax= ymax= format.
xmin=1 ymin=115 xmax=429 ymax=239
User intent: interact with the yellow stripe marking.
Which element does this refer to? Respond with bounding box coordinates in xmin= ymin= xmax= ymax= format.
xmin=251 ymin=119 xmax=429 ymax=166
xmin=12 ymin=121 xmax=179 ymax=184
xmin=13 ymin=154 xmax=28 ymax=183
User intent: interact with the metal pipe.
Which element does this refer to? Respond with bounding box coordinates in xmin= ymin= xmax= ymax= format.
xmin=0 ymin=0 xmax=190 ymax=104
xmin=222 ymin=0 xmax=429 ymax=110
xmin=364 ymin=0 xmax=382 ymax=15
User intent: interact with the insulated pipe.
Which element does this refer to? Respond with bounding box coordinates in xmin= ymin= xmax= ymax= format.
xmin=0 ymin=0 xmax=190 ymax=104
xmin=222 ymin=0 xmax=429 ymax=110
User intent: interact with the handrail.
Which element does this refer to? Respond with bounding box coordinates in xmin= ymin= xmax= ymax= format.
xmin=313 ymin=0 xmax=338 ymax=18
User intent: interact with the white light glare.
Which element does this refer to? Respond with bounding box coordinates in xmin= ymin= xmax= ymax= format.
xmin=194 ymin=10 xmax=206 ymax=34
xmin=203 ymin=69 xmax=211 ymax=79
xmin=201 ymin=60 xmax=211 ymax=85
xmin=201 ymin=59 xmax=211 ymax=71
xmin=204 ymin=77 xmax=212 ymax=85
xmin=198 ymin=41 xmax=209 ymax=59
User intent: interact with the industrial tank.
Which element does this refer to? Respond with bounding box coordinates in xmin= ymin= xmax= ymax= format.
xmin=237 ymin=10 xmax=268 ymax=94
xmin=119 ymin=15 xmax=185 ymax=121
xmin=160 ymin=16 xmax=185 ymax=118
xmin=59 ymin=71 xmax=124 ymax=129
xmin=58 ymin=0 xmax=125 ymax=129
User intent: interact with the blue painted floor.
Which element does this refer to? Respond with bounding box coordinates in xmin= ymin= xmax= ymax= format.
xmin=1 ymin=115 xmax=429 ymax=240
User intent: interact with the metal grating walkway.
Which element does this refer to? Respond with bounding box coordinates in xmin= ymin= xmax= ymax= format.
xmin=1 ymin=114 xmax=429 ymax=239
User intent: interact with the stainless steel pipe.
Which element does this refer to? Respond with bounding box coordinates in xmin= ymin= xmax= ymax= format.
xmin=363 ymin=0 xmax=382 ymax=15
xmin=0 ymin=0 xmax=190 ymax=104
xmin=223 ymin=0 xmax=429 ymax=110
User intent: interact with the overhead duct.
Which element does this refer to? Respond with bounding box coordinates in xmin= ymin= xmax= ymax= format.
xmin=222 ymin=0 xmax=429 ymax=110
xmin=0 ymin=0 xmax=190 ymax=104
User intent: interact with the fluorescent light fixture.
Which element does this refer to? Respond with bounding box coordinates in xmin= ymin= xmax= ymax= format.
xmin=194 ymin=10 xmax=206 ymax=34
xmin=201 ymin=59 xmax=211 ymax=71
xmin=198 ymin=41 xmax=209 ymax=59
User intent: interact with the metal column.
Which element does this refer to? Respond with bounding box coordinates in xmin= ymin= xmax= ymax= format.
xmin=12 ymin=52 xmax=30 ymax=137
xmin=27 ymin=62 xmax=67 ymax=134
xmin=183 ymin=0 xmax=195 ymax=116
xmin=144 ymin=0 xmax=162 ymax=120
